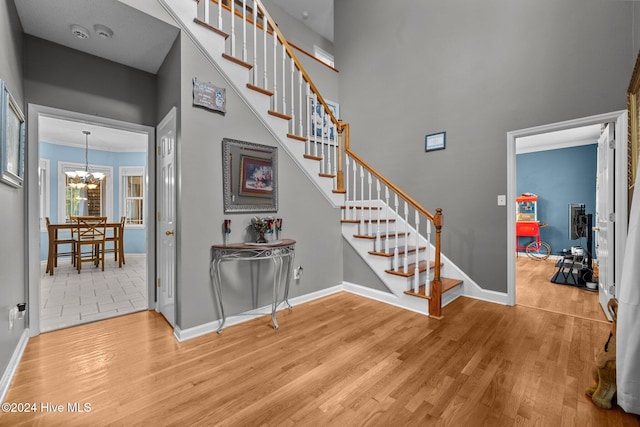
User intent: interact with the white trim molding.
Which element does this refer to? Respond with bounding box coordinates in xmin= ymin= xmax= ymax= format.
xmin=0 ymin=329 xmax=29 ymax=404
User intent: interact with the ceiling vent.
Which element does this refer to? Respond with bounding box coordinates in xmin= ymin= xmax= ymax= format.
xmin=70 ymin=24 xmax=90 ymax=40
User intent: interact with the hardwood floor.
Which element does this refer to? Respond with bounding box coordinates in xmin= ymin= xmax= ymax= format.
xmin=3 ymin=292 xmax=638 ymax=426
xmin=516 ymin=255 xmax=607 ymax=322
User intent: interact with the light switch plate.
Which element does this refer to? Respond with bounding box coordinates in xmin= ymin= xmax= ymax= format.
xmin=497 ymin=195 xmax=506 ymax=206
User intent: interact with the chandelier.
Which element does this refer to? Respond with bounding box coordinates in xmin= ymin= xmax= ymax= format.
xmin=65 ymin=130 xmax=105 ymax=189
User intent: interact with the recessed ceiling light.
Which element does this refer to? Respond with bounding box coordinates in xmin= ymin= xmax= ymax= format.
xmin=94 ymin=24 xmax=114 ymax=39
xmin=302 ymin=10 xmax=309 ymax=20
xmin=70 ymin=24 xmax=90 ymax=40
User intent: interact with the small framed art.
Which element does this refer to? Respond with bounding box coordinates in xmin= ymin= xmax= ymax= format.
xmin=0 ymin=81 xmax=25 ymax=188
xmin=425 ymin=132 xmax=446 ymax=152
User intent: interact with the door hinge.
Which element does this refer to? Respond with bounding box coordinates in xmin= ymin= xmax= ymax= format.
xmin=157 ymin=278 xmax=161 ymax=287
xmin=157 ymin=146 xmax=161 ymax=155
xmin=609 ymin=283 xmax=616 ymax=296
xmin=609 ymin=212 xmax=616 ymax=222
xmin=609 ymin=138 xmax=616 ymax=149
xmin=157 ymin=212 xmax=161 ymax=221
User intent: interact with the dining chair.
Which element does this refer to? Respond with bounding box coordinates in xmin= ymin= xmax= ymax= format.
xmin=45 ymin=217 xmax=76 ymax=275
xmin=72 ymin=216 xmax=107 ymax=273
xmin=104 ymin=216 xmax=126 ymax=266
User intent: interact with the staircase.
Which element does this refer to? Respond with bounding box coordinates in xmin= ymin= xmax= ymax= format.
xmin=161 ymin=0 xmax=468 ymax=318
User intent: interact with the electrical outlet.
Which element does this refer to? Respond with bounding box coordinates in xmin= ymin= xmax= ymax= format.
xmin=294 ymin=266 xmax=303 ymax=280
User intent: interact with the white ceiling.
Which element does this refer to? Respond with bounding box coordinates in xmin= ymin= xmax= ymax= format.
xmin=516 ymin=124 xmax=602 ymax=154
xmin=14 ymin=0 xmax=179 ymax=74
xmin=39 ymin=116 xmax=148 ymax=152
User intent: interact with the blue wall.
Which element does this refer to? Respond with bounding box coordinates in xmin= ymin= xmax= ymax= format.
xmin=40 ymin=141 xmax=147 ymax=260
xmin=516 ymin=144 xmax=597 ymax=257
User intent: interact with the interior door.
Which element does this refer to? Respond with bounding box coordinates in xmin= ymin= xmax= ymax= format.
xmin=156 ymin=107 xmax=176 ymax=327
xmin=595 ymin=123 xmax=615 ymax=320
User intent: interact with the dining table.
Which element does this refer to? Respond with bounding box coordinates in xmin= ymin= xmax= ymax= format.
xmin=46 ymin=221 xmax=125 ymax=275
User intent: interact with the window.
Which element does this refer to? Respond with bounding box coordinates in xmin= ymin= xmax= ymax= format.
xmin=58 ymin=162 xmax=113 ymax=222
xmin=39 ymin=158 xmax=50 ymax=231
xmin=314 ymin=45 xmax=335 ymax=68
xmin=120 ymin=166 xmax=145 ymax=226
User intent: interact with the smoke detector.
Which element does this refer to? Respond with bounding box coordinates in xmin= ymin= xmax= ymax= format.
xmin=94 ymin=24 xmax=114 ymax=39
xmin=70 ymin=24 xmax=90 ymax=40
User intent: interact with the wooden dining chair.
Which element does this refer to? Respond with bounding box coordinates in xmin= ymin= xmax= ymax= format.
xmin=45 ymin=217 xmax=76 ymax=275
xmin=104 ymin=216 xmax=126 ymax=267
xmin=72 ymin=216 xmax=107 ymax=273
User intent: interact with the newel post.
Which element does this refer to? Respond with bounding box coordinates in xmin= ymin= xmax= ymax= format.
xmin=429 ymin=208 xmax=444 ymax=319
xmin=334 ymin=120 xmax=346 ymax=194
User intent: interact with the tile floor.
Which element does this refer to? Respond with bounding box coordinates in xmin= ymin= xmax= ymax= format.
xmin=40 ymin=254 xmax=148 ymax=333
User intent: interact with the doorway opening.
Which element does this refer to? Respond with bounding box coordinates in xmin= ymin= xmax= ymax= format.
xmin=27 ymin=104 xmax=156 ymax=336
xmin=507 ymin=111 xmax=628 ymax=321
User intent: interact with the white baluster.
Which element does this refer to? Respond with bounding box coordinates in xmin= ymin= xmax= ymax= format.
xmin=262 ymin=14 xmax=267 ymax=88
xmin=367 ymin=172 xmax=373 ymax=235
xmin=298 ymin=73 xmax=303 ymax=136
xmin=403 ymin=201 xmax=409 ymax=274
xmin=272 ymin=30 xmax=277 ymax=110
xmin=414 ymin=211 xmax=420 ymax=293
xmin=394 ymin=194 xmax=399 ymax=270
xmin=360 ymin=165 xmax=365 ymax=234
xmin=313 ymin=93 xmax=319 ymax=157
xmin=344 ymin=156 xmax=351 ymax=220
xmin=290 ymin=58 xmax=295 ymax=133
xmin=332 ymin=124 xmax=338 ymax=177
xmin=375 ymin=180 xmax=381 ymax=252
xmin=197 ymin=0 xmax=210 ymax=24
xmin=218 ymin=0 xmax=222 ymax=28
xmin=282 ymin=43 xmax=286 ymax=115
xmin=352 ymin=160 xmax=357 ymax=221
xmin=252 ymin=3 xmax=257 ymax=85
xmin=384 ymin=187 xmax=390 ymax=255
xmin=305 ymin=83 xmax=311 ymax=155
xmin=425 ymin=220 xmax=432 ymax=287
xmin=231 ymin=0 xmax=236 ymax=57
xmin=324 ymin=111 xmax=330 ymax=176
xmin=242 ymin=0 xmax=247 ymax=62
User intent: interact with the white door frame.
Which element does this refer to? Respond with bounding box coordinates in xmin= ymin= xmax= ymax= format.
xmin=27 ymin=104 xmax=156 ymax=336
xmin=506 ymin=111 xmax=628 ymax=306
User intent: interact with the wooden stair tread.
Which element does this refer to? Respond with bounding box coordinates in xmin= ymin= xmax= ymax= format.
xmin=304 ymin=154 xmax=322 ymax=161
xmin=287 ymin=133 xmax=307 ymax=142
xmin=368 ymin=245 xmax=426 ymax=257
xmin=353 ymin=231 xmax=407 ymax=240
xmin=404 ymin=278 xmax=463 ymax=300
xmin=341 ymin=219 xmax=396 ymax=224
xmin=247 ymin=83 xmax=273 ymax=97
xmin=341 ymin=205 xmax=381 ymax=210
xmin=268 ymin=110 xmax=292 ymax=120
xmin=319 ymin=173 xmax=336 ymax=178
xmin=193 ymin=18 xmax=229 ymax=39
xmin=222 ymin=53 xmax=252 ymax=69
xmin=385 ymin=260 xmax=440 ymax=277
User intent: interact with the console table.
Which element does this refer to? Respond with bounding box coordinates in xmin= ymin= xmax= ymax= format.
xmin=210 ymin=239 xmax=296 ymax=333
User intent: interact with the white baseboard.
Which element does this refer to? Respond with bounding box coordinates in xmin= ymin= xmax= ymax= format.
xmin=342 ymin=281 xmax=429 ymax=315
xmin=0 ymin=329 xmax=30 ymax=404
xmin=173 ymin=285 xmax=344 ymax=341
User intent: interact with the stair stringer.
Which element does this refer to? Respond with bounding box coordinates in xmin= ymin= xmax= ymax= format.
xmin=159 ymin=0 xmax=344 ymax=208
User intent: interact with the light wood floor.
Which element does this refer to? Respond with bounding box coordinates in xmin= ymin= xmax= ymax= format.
xmin=3 ymin=292 xmax=638 ymax=426
xmin=516 ymin=256 xmax=607 ymax=322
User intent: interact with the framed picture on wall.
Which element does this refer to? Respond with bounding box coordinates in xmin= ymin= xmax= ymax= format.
xmin=0 ymin=80 xmax=25 ymax=188
xmin=425 ymin=131 xmax=446 ymax=152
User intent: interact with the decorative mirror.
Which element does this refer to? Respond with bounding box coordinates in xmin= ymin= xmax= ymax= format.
xmin=222 ymin=138 xmax=278 ymax=213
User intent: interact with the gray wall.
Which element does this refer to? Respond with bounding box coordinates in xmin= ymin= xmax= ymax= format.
xmin=23 ymin=36 xmax=158 ymax=127
xmin=335 ymin=0 xmax=634 ymax=293
xmin=0 ymin=0 xmax=26 ymax=387
xmin=175 ymin=32 xmax=343 ymax=329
